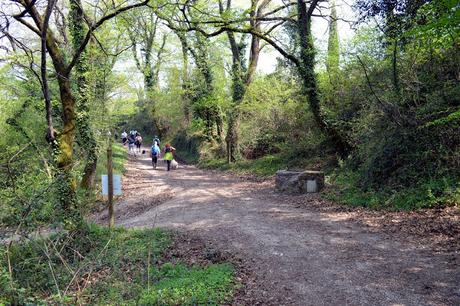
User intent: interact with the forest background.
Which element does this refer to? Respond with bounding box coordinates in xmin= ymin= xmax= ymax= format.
xmin=1 ymin=0 xmax=459 ymax=235
xmin=0 ymin=0 xmax=459 ymax=303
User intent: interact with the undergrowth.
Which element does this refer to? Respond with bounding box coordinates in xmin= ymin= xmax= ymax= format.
xmin=0 ymin=225 xmax=236 ymax=305
xmin=198 ymin=154 xmax=287 ymax=177
xmin=181 ymin=142 xmax=459 ymax=210
xmin=139 ymin=263 xmax=235 ymax=305
xmin=324 ymin=170 xmax=460 ymax=210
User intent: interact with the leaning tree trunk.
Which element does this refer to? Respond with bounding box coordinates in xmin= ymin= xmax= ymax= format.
xmin=297 ymin=0 xmax=351 ymax=157
xmin=223 ymin=0 xmax=264 ymax=163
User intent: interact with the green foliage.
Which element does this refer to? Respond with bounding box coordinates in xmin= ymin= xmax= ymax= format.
xmin=425 ymin=108 xmax=460 ymax=127
xmin=1 ymin=225 xmax=170 ymax=304
xmin=326 ymin=0 xmax=340 ymax=77
xmin=0 ymin=68 xmax=59 ymax=227
xmin=199 ymin=154 xmax=285 ymax=177
xmin=172 ymin=130 xmax=202 ymax=163
xmin=238 ymin=73 xmax=302 ymax=158
xmin=1 ymin=225 xmax=236 ymax=305
xmin=407 ymin=0 xmax=460 ymax=42
xmin=326 ymin=170 xmax=460 ymax=210
xmin=138 ymin=263 xmax=235 ymax=305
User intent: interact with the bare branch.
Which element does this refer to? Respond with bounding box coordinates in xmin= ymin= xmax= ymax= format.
xmin=41 ymin=0 xmax=57 ymax=141
xmin=66 ymin=0 xmax=150 ymax=75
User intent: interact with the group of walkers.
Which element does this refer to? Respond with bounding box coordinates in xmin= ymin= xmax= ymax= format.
xmin=121 ymin=131 xmax=176 ymax=171
xmin=151 ymin=136 xmax=176 ymax=171
xmin=121 ymin=130 xmax=143 ymax=154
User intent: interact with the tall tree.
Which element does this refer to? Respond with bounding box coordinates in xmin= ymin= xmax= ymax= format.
xmin=164 ymin=4 xmax=224 ymax=141
xmin=220 ymin=0 xmax=268 ymax=163
xmin=8 ymin=0 xmax=151 ymax=229
xmin=69 ymin=0 xmax=99 ymax=190
xmin=292 ymin=0 xmax=352 ymax=155
xmin=171 ymin=0 xmax=352 ymax=156
xmin=122 ymin=9 xmax=168 ymax=136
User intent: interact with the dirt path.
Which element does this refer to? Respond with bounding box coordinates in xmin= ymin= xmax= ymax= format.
xmin=94 ymin=150 xmax=460 ymax=306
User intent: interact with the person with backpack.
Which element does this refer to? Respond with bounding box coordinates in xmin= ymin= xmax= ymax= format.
xmin=128 ymin=133 xmax=136 ymax=155
xmin=151 ymin=142 xmax=161 ymax=169
xmin=153 ymin=135 xmax=160 ymax=146
xmin=163 ymin=143 xmax=175 ymax=171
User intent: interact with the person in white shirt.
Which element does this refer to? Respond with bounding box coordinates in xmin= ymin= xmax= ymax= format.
xmin=121 ymin=131 xmax=127 ymax=145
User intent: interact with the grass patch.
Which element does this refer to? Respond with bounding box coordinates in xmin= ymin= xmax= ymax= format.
xmin=199 ymin=154 xmax=287 ymax=177
xmin=197 ymin=149 xmax=459 ymax=210
xmin=1 ymin=225 xmax=236 ymax=305
xmin=324 ymin=170 xmax=460 ymax=210
xmin=198 ymin=152 xmax=335 ymax=178
xmin=175 ymin=148 xmax=200 ymax=164
xmin=139 ymin=263 xmax=235 ymax=305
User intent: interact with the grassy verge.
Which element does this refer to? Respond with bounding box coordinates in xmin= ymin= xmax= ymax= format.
xmin=191 ymin=149 xmax=459 ymax=210
xmin=198 ymin=154 xmax=287 ymax=177
xmin=195 ymin=150 xmax=336 ymax=178
xmin=1 ymin=225 xmax=236 ymax=305
xmin=139 ymin=263 xmax=235 ymax=305
xmin=96 ymin=142 xmax=128 ymax=176
xmin=324 ymin=170 xmax=460 ymax=210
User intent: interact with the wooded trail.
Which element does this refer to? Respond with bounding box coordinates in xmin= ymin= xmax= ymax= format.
xmin=94 ymin=151 xmax=460 ymax=306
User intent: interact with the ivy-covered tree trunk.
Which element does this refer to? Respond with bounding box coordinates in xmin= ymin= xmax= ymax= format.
xmin=178 ymin=33 xmax=191 ymax=123
xmin=223 ymin=0 xmax=265 ymax=163
xmin=70 ymin=0 xmax=98 ymax=189
xmin=226 ymin=58 xmax=246 ymax=163
xmin=54 ymin=66 xmax=81 ymax=229
xmin=183 ymin=31 xmax=223 ymax=141
xmin=39 ymin=22 xmax=82 ymax=229
xmin=297 ymin=0 xmax=351 ymax=156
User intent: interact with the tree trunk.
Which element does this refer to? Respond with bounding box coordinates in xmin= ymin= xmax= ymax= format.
xmin=56 ymin=72 xmax=81 ymax=229
xmin=179 ymin=34 xmax=191 ymax=123
xmin=70 ymin=0 xmax=98 ymax=189
xmin=223 ymin=0 xmax=263 ymax=163
xmin=184 ymin=31 xmax=223 ymax=141
xmin=226 ymin=111 xmax=239 ymax=163
xmin=297 ymin=0 xmax=351 ymax=157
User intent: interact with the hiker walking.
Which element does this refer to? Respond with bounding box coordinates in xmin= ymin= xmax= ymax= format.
xmin=151 ymin=142 xmax=161 ymax=169
xmin=135 ymin=134 xmax=143 ymax=153
xmin=121 ymin=130 xmax=127 ymax=145
xmin=153 ymin=135 xmax=160 ymax=146
xmin=128 ymin=132 xmax=136 ymax=155
xmin=163 ymin=143 xmax=175 ymax=171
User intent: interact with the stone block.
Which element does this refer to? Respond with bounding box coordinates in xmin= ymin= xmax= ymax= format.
xmin=275 ymin=170 xmax=324 ymax=194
